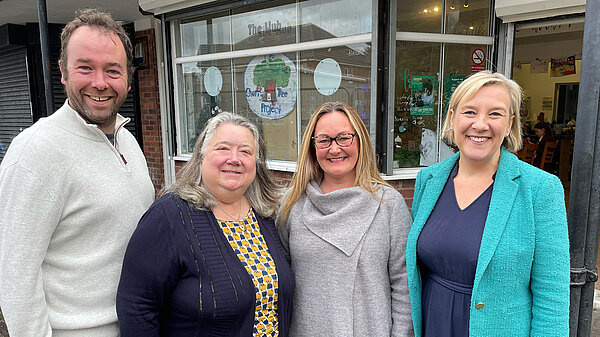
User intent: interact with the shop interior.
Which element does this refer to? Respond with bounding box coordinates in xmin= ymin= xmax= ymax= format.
xmin=512 ymin=15 xmax=584 ymax=204
xmin=511 ymin=14 xmax=599 ymax=288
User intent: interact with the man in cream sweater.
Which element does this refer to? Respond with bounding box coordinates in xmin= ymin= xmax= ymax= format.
xmin=0 ymin=9 xmax=155 ymax=337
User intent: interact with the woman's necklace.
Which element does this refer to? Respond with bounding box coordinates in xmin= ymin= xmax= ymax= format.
xmin=216 ymin=202 xmax=243 ymax=223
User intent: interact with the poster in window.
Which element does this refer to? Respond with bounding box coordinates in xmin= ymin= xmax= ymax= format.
xmin=550 ymin=55 xmax=576 ymax=77
xmin=444 ymin=75 xmax=465 ymax=114
xmin=410 ymin=76 xmax=435 ymax=115
xmin=244 ymin=54 xmax=297 ymax=119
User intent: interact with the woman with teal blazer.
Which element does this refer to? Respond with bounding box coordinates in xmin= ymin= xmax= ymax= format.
xmin=406 ymin=71 xmax=569 ymax=337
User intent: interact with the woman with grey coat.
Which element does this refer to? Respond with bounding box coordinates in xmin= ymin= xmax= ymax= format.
xmin=278 ymin=101 xmax=414 ymax=337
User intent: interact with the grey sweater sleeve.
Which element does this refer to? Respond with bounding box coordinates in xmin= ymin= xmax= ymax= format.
xmin=0 ymin=163 xmax=59 ymax=337
xmin=388 ymin=191 xmax=415 ymax=337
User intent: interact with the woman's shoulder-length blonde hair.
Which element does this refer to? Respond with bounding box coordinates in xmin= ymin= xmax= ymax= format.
xmin=162 ymin=112 xmax=281 ymax=218
xmin=441 ymin=71 xmax=523 ymax=152
xmin=279 ymin=101 xmax=389 ymax=223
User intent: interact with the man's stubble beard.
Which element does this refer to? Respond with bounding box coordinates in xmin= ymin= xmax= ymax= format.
xmin=65 ymin=82 xmax=127 ymax=129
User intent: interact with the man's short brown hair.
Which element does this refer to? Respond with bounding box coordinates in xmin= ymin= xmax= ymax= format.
xmin=60 ymin=8 xmax=134 ymax=86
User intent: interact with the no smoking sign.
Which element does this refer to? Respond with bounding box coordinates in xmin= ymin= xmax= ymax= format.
xmin=471 ymin=48 xmax=485 ymax=72
xmin=472 ymin=48 xmax=485 ymax=65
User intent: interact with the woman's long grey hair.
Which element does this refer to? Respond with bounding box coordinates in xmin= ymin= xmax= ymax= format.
xmin=162 ymin=112 xmax=281 ymax=218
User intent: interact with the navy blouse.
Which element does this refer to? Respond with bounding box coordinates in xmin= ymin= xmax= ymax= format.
xmin=117 ymin=194 xmax=294 ymax=336
xmin=416 ymin=164 xmax=493 ymax=337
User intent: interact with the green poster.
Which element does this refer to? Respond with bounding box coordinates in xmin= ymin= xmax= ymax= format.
xmin=410 ymin=75 xmax=435 ymax=115
xmin=444 ymin=75 xmax=466 ymax=114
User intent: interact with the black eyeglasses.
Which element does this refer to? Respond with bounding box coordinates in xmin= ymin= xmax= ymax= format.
xmin=311 ymin=133 xmax=357 ymax=149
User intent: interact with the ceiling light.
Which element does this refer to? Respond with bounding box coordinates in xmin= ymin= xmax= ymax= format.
xmin=434 ymin=7 xmax=439 ymax=12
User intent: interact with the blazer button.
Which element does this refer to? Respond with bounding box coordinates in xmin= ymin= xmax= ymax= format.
xmin=475 ymin=302 xmax=485 ymax=309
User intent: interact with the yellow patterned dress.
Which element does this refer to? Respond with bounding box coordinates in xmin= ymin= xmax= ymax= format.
xmin=217 ymin=208 xmax=280 ymax=336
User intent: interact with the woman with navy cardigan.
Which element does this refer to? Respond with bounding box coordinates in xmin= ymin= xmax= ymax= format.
xmin=406 ymin=71 xmax=569 ymax=336
xmin=117 ymin=112 xmax=294 ymax=336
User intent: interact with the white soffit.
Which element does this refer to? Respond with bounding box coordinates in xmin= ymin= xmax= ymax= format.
xmin=495 ymin=0 xmax=586 ymax=23
xmin=139 ymin=0 xmax=218 ymax=15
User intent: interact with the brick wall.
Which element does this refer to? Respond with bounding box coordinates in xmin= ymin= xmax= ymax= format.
xmin=136 ymin=29 xmax=164 ymax=196
xmin=386 ymin=179 xmax=416 ymax=209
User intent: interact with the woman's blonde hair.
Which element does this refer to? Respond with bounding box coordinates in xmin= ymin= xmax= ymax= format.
xmin=162 ymin=112 xmax=281 ymax=218
xmin=279 ymin=101 xmax=388 ymax=223
xmin=441 ymin=71 xmax=523 ymax=152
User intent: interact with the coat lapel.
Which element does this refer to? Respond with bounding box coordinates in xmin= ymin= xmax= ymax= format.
xmin=473 ymin=148 xmax=521 ymax=288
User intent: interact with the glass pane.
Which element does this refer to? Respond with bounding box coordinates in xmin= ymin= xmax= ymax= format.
xmin=231 ymin=1 xmax=297 ymax=51
xmin=442 ymin=43 xmax=489 ymax=114
xmin=232 ymin=54 xmax=299 ymax=161
xmin=445 ymin=0 xmax=490 ymax=35
xmin=394 ymin=41 xmax=441 ymax=168
xmin=177 ymin=60 xmax=234 ymax=154
xmin=178 ymin=13 xmax=231 ymax=57
xmin=397 ymin=1 xmax=442 ymax=33
xmin=438 ymin=44 xmax=490 ymax=161
xmin=299 ymin=0 xmax=372 ymax=42
xmin=299 ymin=43 xmax=372 ymax=135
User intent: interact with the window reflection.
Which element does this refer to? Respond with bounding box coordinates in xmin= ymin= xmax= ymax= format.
xmin=299 ymin=0 xmax=371 ymax=42
xmin=231 ymin=1 xmax=297 ymax=51
xmin=300 ymin=44 xmax=372 ymax=135
xmin=178 ymin=13 xmax=231 ymax=57
xmin=445 ymin=0 xmax=489 ymax=35
xmin=397 ymin=0 xmax=489 ymax=35
xmin=397 ymin=1 xmax=443 ymax=33
xmin=177 ymin=60 xmax=234 ymax=154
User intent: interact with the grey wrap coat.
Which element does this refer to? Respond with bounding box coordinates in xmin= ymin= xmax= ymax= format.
xmin=279 ymin=181 xmax=414 ymax=337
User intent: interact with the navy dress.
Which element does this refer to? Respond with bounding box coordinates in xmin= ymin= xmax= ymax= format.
xmin=416 ymin=165 xmax=493 ymax=337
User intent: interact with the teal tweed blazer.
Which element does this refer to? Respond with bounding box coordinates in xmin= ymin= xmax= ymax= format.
xmin=406 ymin=147 xmax=569 ymax=337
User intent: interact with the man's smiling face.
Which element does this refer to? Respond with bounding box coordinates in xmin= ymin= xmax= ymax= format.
xmin=60 ymin=26 xmax=130 ymax=133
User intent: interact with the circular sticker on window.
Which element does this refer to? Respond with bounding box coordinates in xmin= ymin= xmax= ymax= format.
xmin=244 ymin=54 xmax=297 ymax=120
xmin=204 ymin=66 xmax=223 ymax=97
xmin=314 ymin=58 xmax=342 ymax=96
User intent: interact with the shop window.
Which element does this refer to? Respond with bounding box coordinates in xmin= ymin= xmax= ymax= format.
xmin=171 ymin=0 xmax=372 ymax=165
xmin=176 ymin=59 xmax=234 ymax=154
xmin=393 ymin=0 xmax=493 ymax=170
xmin=393 ymin=42 xmax=492 ymax=168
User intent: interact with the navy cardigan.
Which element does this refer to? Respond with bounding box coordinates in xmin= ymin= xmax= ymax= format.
xmin=117 ymin=194 xmax=294 ymax=336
